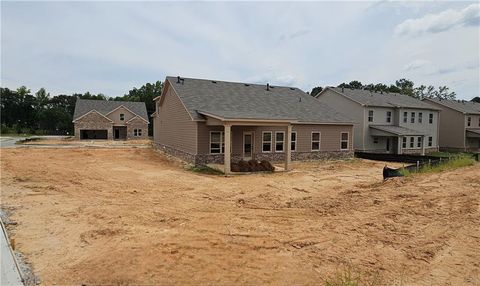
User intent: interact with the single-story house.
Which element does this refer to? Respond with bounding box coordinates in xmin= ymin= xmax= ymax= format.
xmin=423 ymin=98 xmax=480 ymax=152
xmin=152 ymin=76 xmax=354 ymax=173
xmin=315 ymin=87 xmax=441 ymax=155
xmin=73 ymin=99 xmax=149 ymax=140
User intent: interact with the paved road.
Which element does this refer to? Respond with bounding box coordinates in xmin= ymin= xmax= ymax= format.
xmin=1 ymin=220 xmax=23 ymax=285
xmin=0 ymin=137 xmax=28 ymax=148
xmin=0 ymin=136 xmax=66 ymax=148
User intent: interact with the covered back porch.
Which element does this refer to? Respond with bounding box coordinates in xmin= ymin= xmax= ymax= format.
xmin=370 ymin=125 xmax=427 ymax=155
xmin=199 ymin=111 xmax=295 ymax=174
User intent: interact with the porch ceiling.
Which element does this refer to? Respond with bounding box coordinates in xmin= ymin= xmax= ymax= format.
xmin=466 ymin=129 xmax=480 ymax=138
xmin=370 ymin=125 xmax=425 ymax=137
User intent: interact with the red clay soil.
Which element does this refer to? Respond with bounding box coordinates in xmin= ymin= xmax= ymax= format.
xmin=0 ymin=148 xmax=479 ymax=285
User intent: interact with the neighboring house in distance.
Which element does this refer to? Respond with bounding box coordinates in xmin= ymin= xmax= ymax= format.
xmin=152 ymin=76 xmax=354 ymax=173
xmin=315 ymin=87 xmax=441 ymax=155
xmin=73 ymin=99 xmax=149 ymax=140
xmin=422 ymin=98 xmax=480 ymax=152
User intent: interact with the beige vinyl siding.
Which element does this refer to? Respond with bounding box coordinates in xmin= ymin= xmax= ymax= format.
xmin=155 ymin=86 xmax=197 ymax=154
xmin=425 ymin=100 xmax=466 ymax=149
xmin=197 ymin=124 xmax=353 ymax=155
xmin=107 ymin=106 xmax=136 ymax=126
xmin=293 ymin=124 xmax=353 ymax=152
xmin=315 ymin=89 xmax=364 ymax=150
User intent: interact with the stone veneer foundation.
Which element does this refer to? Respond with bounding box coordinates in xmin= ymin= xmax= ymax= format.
xmin=155 ymin=143 xmax=354 ymax=166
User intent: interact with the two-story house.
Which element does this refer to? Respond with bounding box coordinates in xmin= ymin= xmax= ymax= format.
xmin=422 ymin=98 xmax=480 ymax=152
xmin=73 ymin=99 xmax=149 ymax=140
xmin=315 ymin=87 xmax=441 ymax=155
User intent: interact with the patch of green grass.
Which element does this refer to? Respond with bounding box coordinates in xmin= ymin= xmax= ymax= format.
xmin=429 ymin=151 xmax=474 ymax=158
xmin=418 ymin=155 xmax=475 ymax=174
xmin=398 ymin=168 xmax=411 ymax=177
xmin=188 ymin=165 xmax=224 ymax=175
xmin=15 ymin=137 xmax=43 ymax=145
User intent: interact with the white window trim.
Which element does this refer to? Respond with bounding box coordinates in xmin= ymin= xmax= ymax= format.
xmin=386 ymin=111 xmax=392 ymax=123
xmin=411 ymin=112 xmax=415 ymax=124
xmin=311 ymin=131 xmax=321 ymax=151
xmin=209 ymin=131 xmax=224 ymax=154
xmin=402 ymin=137 xmax=407 ymax=149
xmin=134 ymin=129 xmax=142 ymax=137
xmin=419 ymin=112 xmax=423 ymax=123
xmin=290 ymin=131 xmax=297 ymax=152
xmin=120 ymin=113 xmax=125 ymax=121
xmin=368 ymin=110 xmax=374 ymax=122
xmin=429 ymin=113 xmax=434 ymax=124
xmin=275 ymin=131 xmax=285 ymax=153
xmin=409 ymin=136 xmax=415 ymax=149
xmin=340 ymin=132 xmax=349 ymax=151
xmin=262 ymin=131 xmax=273 ymax=153
xmin=467 ymin=117 xmax=471 ymax=127
xmin=417 ymin=136 xmax=422 ymax=148
xmin=428 ymin=136 xmax=433 ymax=147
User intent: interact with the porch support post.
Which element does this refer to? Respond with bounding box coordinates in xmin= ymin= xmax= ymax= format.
xmin=224 ymin=123 xmax=232 ymax=175
xmin=285 ymin=125 xmax=292 ymax=171
xmin=397 ymin=136 xmax=403 ymax=155
xmin=421 ymin=135 xmax=426 ymax=156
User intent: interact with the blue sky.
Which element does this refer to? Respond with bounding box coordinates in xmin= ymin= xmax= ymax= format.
xmin=1 ymin=1 xmax=479 ymax=100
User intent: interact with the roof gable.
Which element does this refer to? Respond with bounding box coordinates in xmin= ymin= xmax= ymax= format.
xmin=165 ymin=76 xmax=352 ymax=124
xmin=73 ymin=99 xmax=149 ymax=122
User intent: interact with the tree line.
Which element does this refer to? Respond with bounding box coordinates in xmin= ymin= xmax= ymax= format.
xmin=309 ymin=78 xmax=463 ymax=100
xmin=0 ymin=81 xmax=162 ymax=136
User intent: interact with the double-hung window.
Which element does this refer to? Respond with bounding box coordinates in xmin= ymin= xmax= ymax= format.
xmin=368 ymin=110 xmax=374 ymax=122
xmin=418 ymin=112 xmax=423 ymax=123
xmin=340 ymin=132 xmax=349 ymax=150
xmin=210 ymin=131 xmax=225 ymax=154
xmin=467 ymin=117 xmax=472 ymax=127
xmin=411 ymin=112 xmax=415 ymax=123
xmin=275 ymin=131 xmax=285 ymax=152
xmin=311 ymin=132 xmax=321 ymax=151
xmin=386 ymin=111 xmax=392 ymax=123
xmin=133 ymin=129 xmax=142 ymax=137
xmin=410 ymin=137 xmax=414 ymax=148
xmin=403 ymin=112 xmax=408 ymax=123
xmin=291 ymin=132 xmax=297 ymax=151
xmin=429 ymin=113 xmax=433 ymax=124
xmin=120 ymin=113 xmax=125 ymax=121
xmin=428 ymin=136 xmax=433 ymax=147
xmin=262 ymin=132 xmax=272 ymax=153
xmin=417 ymin=136 xmax=422 ymax=148
xmin=402 ymin=137 xmax=407 ymax=148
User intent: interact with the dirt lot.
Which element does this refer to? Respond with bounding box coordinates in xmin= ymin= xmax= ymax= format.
xmin=1 ymin=148 xmax=479 ymax=285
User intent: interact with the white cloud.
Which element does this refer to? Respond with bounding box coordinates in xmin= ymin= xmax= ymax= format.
xmin=395 ymin=3 xmax=480 ymax=36
xmin=403 ymin=59 xmax=430 ymax=71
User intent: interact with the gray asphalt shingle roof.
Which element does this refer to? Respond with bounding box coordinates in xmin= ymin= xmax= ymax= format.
xmin=424 ymin=98 xmax=480 ymax=115
xmin=166 ymin=76 xmax=352 ymax=124
xmin=73 ymin=99 xmax=149 ymax=121
xmin=370 ymin=125 xmax=425 ymax=136
xmin=326 ymin=87 xmax=440 ymax=110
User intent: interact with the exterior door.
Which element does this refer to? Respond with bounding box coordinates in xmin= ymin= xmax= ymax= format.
xmin=243 ymin=132 xmax=253 ymax=160
xmin=114 ymin=129 xmax=120 ymax=139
